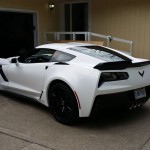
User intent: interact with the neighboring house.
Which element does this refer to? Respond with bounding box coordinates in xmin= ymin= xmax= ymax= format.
xmin=0 ymin=0 xmax=150 ymax=59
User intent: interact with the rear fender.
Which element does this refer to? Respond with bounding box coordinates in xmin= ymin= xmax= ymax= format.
xmin=41 ymin=65 xmax=100 ymax=117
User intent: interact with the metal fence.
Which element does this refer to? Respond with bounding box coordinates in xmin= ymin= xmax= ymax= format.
xmin=44 ymin=32 xmax=133 ymax=55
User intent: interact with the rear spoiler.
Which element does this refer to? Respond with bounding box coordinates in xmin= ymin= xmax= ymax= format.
xmin=94 ymin=61 xmax=150 ymax=70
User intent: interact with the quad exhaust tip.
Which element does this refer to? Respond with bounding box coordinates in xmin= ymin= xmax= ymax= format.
xmin=129 ymin=101 xmax=145 ymax=110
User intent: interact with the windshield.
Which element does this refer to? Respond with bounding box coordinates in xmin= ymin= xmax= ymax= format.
xmin=70 ymin=46 xmax=131 ymax=62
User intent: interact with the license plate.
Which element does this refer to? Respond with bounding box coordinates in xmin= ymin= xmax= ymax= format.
xmin=134 ymin=88 xmax=146 ymax=100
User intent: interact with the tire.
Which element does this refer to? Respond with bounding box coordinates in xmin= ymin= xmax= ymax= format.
xmin=48 ymin=82 xmax=79 ymax=125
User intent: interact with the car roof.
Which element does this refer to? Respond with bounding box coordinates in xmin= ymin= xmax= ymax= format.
xmin=37 ymin=42 xmax=106 ymax=66
xmin=36 ymin=42 xmax=95 ymax=50
xmin=36 ymin=42 xmax=102 ymax=58
xmin=36 ymin=42 xmax=132 ymax=58
xmin=36 ymin=42 xmax=135 ymax=66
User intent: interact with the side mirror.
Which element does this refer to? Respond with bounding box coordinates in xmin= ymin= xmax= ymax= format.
xmin=11 ymin=58 xmax=20 ymax=66
xmin=11 ymin=58 xmax=17 ymax=63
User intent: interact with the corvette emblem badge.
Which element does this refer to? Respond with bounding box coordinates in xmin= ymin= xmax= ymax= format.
xmin=138 ymin=71 xmax=145 ymax=77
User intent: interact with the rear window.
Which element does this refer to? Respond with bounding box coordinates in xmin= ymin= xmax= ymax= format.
xmin=70 ymin=46 xmax=131 ymax=62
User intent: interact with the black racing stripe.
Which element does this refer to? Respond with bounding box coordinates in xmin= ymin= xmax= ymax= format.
xmin=0 ymin=65 xmax=9 ymax=82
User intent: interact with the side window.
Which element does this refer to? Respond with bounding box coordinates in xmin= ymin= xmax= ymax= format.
xmin=19 ymin=49 xmax=55 ymax=63
xmin=51 ymin=51 xmax=75 ymax=62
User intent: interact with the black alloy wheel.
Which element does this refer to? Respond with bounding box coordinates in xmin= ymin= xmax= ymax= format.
xmin=48 ymin=83 xmax=79 ymax=125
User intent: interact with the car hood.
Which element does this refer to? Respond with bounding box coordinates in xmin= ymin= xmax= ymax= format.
xmin=0 ymin=58 xmax=10 ymax=65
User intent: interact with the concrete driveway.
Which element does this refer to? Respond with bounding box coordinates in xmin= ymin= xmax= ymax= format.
xmin=0 ymin=92 xmax=150 ymax=150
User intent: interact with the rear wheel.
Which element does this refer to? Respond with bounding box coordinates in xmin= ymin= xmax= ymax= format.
xmin=48 ymin=83 xmax=79 ymax=125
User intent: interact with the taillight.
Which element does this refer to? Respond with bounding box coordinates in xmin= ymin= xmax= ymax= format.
xmin=98 ymin=72 xmax=129 ymax=87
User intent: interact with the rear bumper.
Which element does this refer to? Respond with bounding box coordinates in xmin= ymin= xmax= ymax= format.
xmin=91 ymin=85 xmax=150 ymax=115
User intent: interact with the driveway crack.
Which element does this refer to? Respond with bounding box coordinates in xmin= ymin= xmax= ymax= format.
xmin=0 ymin=127 xmax=55 ymax=150
xmin=139 ymin=136 xmax=150 ymax=150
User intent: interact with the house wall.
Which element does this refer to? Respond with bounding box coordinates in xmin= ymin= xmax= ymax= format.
xmin=1 ymin=0 xmax=149 ymax=59
xmin=0 ymin=0 xmax=60 ymax=45
xmin=91 ymin=0 xmax=150 ymax=59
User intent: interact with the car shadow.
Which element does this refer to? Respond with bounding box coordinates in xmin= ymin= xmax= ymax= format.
xmin=0 ymin=91 xmax=50 ymax=113
xmin=1 ymin=91 xmax=150 ymax=129
xmin=76 ymin=106 xmax=150 ymax=129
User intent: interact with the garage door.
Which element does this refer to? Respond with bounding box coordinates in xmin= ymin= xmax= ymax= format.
xmin=0 ymin=12 xmax=35 ymax=58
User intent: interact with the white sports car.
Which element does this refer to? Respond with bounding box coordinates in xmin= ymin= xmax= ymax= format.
xmin=0 ymin=42 xmax=150 ymax=124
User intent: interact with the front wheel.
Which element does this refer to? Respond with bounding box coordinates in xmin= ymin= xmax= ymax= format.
xmin=48 ymin=83 xmax=79 ymax=125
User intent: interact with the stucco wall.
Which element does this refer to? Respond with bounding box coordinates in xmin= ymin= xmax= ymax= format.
xmin=0 ymin=0 xmax=60 ymax=45
xmin=91 ymin=0 xmax=150 ymax=59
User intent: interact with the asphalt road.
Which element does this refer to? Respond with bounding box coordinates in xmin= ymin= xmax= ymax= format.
xmin=0 ymin=92 xmax=150 ymax=150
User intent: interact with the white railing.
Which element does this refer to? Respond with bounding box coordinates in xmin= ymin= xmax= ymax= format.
xmin=44 ymin=32 xmax=133 ymax=55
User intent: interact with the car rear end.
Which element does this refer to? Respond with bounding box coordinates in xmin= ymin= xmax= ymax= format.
xmin=91 ymin=59 xmax=150 ymax=115
xmin=68 ymin=45 xmax=150 ymax=117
